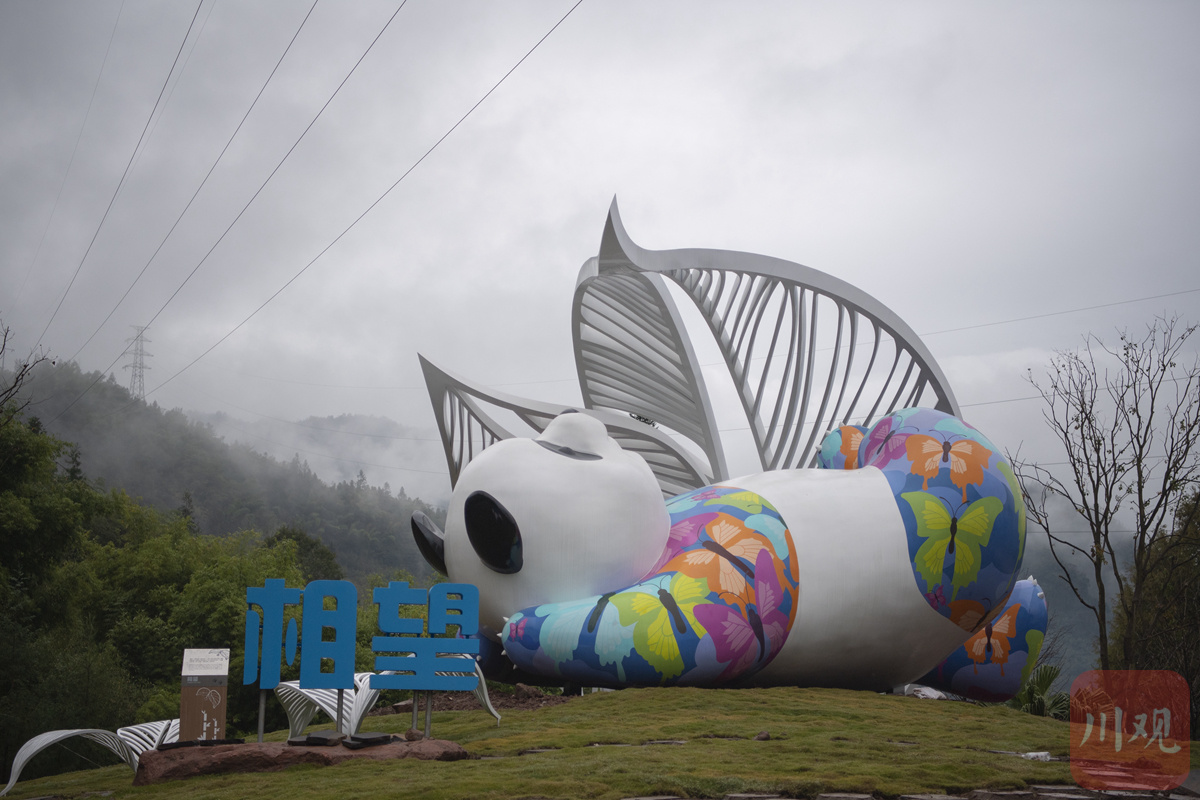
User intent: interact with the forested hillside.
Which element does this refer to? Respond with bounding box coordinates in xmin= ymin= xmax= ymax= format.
xmin=0 ymin=399 xmax=437 ymax=782
xmin=17 ymin=361 xmax=444 ymax=584
xmin=1 ymin=343 xmax=457 ymax=783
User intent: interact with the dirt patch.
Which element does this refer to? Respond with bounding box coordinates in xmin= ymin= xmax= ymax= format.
xmin=369 ymin=683 xmax=576 ymax=715
xmin=134 ymin=740 xmax=469 ymax=786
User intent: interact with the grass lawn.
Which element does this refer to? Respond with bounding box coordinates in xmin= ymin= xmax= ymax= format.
xmin=6 ymin=686 xmax=1197 ymax=800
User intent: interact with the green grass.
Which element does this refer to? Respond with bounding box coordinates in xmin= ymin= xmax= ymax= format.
xmin=7 ymin=687 xmax=1197 ymax=800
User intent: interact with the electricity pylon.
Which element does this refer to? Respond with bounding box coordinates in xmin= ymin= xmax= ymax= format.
xmin=124 ymin=325 xmax=152 ymax=400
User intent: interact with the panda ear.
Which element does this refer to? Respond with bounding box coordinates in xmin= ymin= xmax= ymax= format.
xmin=411 ymin=511 xmax=448 ymax=575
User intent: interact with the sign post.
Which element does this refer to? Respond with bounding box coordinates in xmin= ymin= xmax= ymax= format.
xmin=180 ymin=648 xmax=230 ymax=741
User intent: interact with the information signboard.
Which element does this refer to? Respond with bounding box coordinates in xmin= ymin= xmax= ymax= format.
xmin=179 ymin=648 xmax=229 ymax=741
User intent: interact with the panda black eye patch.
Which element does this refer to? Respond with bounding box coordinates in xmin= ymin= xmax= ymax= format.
xmin=464 ymin=491 xmax=523 ymax=574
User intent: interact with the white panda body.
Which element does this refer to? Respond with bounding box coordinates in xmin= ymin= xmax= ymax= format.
xmin=729 ymin=468 xmax=971 ymax=689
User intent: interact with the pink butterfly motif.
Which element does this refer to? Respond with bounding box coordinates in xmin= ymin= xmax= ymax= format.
xmin=693 ymin=602 xmax=761 ymax=679
xmin=924 ymin=585 xmax=947 ymax=610
xmin=693 ymin=549 xmax=795 ymax=682
xmin=862 ymin=416 xmax=910 ymax=468
xmin=646 ymin=512 xmax=718 ymax=576
xmin=752 ymin=548 xmax=791 ymax=663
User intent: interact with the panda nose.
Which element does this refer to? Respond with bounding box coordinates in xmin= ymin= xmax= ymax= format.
xmin=464 ymin=491 xmax=523 ymax=574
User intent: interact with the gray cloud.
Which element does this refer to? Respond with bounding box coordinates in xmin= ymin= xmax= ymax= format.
xmin=3 ymin=0 xmax=1199 ymax=501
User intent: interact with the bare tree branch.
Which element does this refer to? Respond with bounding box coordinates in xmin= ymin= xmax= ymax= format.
xmin=0 ymin=318 xmax=51 ymax=432
xmin=1011 ymin=315 xmax=1200 ymax=671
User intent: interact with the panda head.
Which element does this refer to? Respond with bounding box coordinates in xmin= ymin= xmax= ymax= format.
xmin=413 ymin=411 xmax=669 ymax=639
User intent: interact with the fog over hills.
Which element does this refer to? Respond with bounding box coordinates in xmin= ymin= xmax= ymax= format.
xmin=16 ymin=361 xmax=444 ymax=584
xmin=187 ymin=409 xmax=452 ymax=505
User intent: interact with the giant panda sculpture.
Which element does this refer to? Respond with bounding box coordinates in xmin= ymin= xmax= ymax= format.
xmin=412 ymin=406 xmax=1029 ymax=692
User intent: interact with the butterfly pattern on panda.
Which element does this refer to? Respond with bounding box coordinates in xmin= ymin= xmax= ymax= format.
xmin=905 ymin=434 xmax=993 ymax=502
xmin=966 ymin=603 xmax=1020 ymax=675
xmin=502 ymin=486 xmax=799 ymax=687
xmin=818 ymin=408 xmax=1024 ymax=631
xmin=902 ymin=491 xmax=1003 ymax=601
xmin=917 ymin=578 xmax=1048 ymax=702
xmin=862 ymin=416 xmax=912 ymax=467
xmin=838 ymin=425 xmax=865 ymax=470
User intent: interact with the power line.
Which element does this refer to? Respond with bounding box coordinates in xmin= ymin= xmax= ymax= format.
xmin=168 ymin=279 xmax=1194 ymax=433
xmin=133 ymin=0 xmax=217 ymax=171
xmin=34 ymin=0 xmax=205 ymax=349
xmin=957 ymin=373 xmax=1197 ymax=412
xmin=50 ymin=0 xmax=395 ymax=424
xmin=141 ymin=0 xmax=586 ymax=402
xmin=960 ymin=395 xmax=1040 ymax=408
xmin=67 ymin=0 xmax=321 ymax=363
xmin=138 ymin=0 xmax=407 ymax=334
xmin=919 ymin=287 xmax=1200 ymax=338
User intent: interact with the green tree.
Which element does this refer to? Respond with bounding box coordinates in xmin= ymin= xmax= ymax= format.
xmin=1110 ymin=490 xmax=1200 ymax=732
xmin=0 ymin=406 xmax=143 ymax=780
xmin=0 ymin=407 xmax=313 ymax=780
xmin=0 ymin=415 xmax=83 ymax=583
xmin=265 ymin=524 xmax=344 ymax=581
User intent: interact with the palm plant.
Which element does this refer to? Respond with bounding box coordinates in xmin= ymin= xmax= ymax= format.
xmin=1007 ymin=663 xmax=1069 ymax=720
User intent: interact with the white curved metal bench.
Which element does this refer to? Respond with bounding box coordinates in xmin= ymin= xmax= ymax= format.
xmin=274 ymin=663 xmax=500 ymax=739
xmin=1 ymin=719 xmax=178 ymax=796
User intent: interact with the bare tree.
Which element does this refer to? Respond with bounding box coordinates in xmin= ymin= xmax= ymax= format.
xmin=0 ymin=318 xmax=50 ymax=431
xmin=1013 ymin=316 xmax=1200 ymax=671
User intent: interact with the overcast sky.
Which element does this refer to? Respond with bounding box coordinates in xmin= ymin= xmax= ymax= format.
xmin=2 ymin=0 xmax=1198 ymax=501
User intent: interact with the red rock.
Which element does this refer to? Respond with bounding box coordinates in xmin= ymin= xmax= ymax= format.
xmin=133 ymin=740 xmax=470 ymax=786
xmin=404 ymin=738 xmax=471 ymax=760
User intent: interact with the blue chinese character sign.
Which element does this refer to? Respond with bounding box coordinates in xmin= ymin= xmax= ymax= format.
xmin=299 ymin=580 xmax=358 ymax=689
xmin=371 ymin=581 xmax=480 ymax=691
xmin=243 ymin=579 xmax=303 ymax=690
xmin=242 ymin=579 xmax=480 ymax=692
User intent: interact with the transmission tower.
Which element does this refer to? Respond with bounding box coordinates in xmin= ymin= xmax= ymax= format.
xmin=123 ymin=325 xmax=152 ymax=400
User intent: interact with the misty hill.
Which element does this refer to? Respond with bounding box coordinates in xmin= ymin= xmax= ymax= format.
xmin=18 ymin=362 xmax=443 ymax=584
xmin=186 ymin=409 xmax=449 ymax=504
